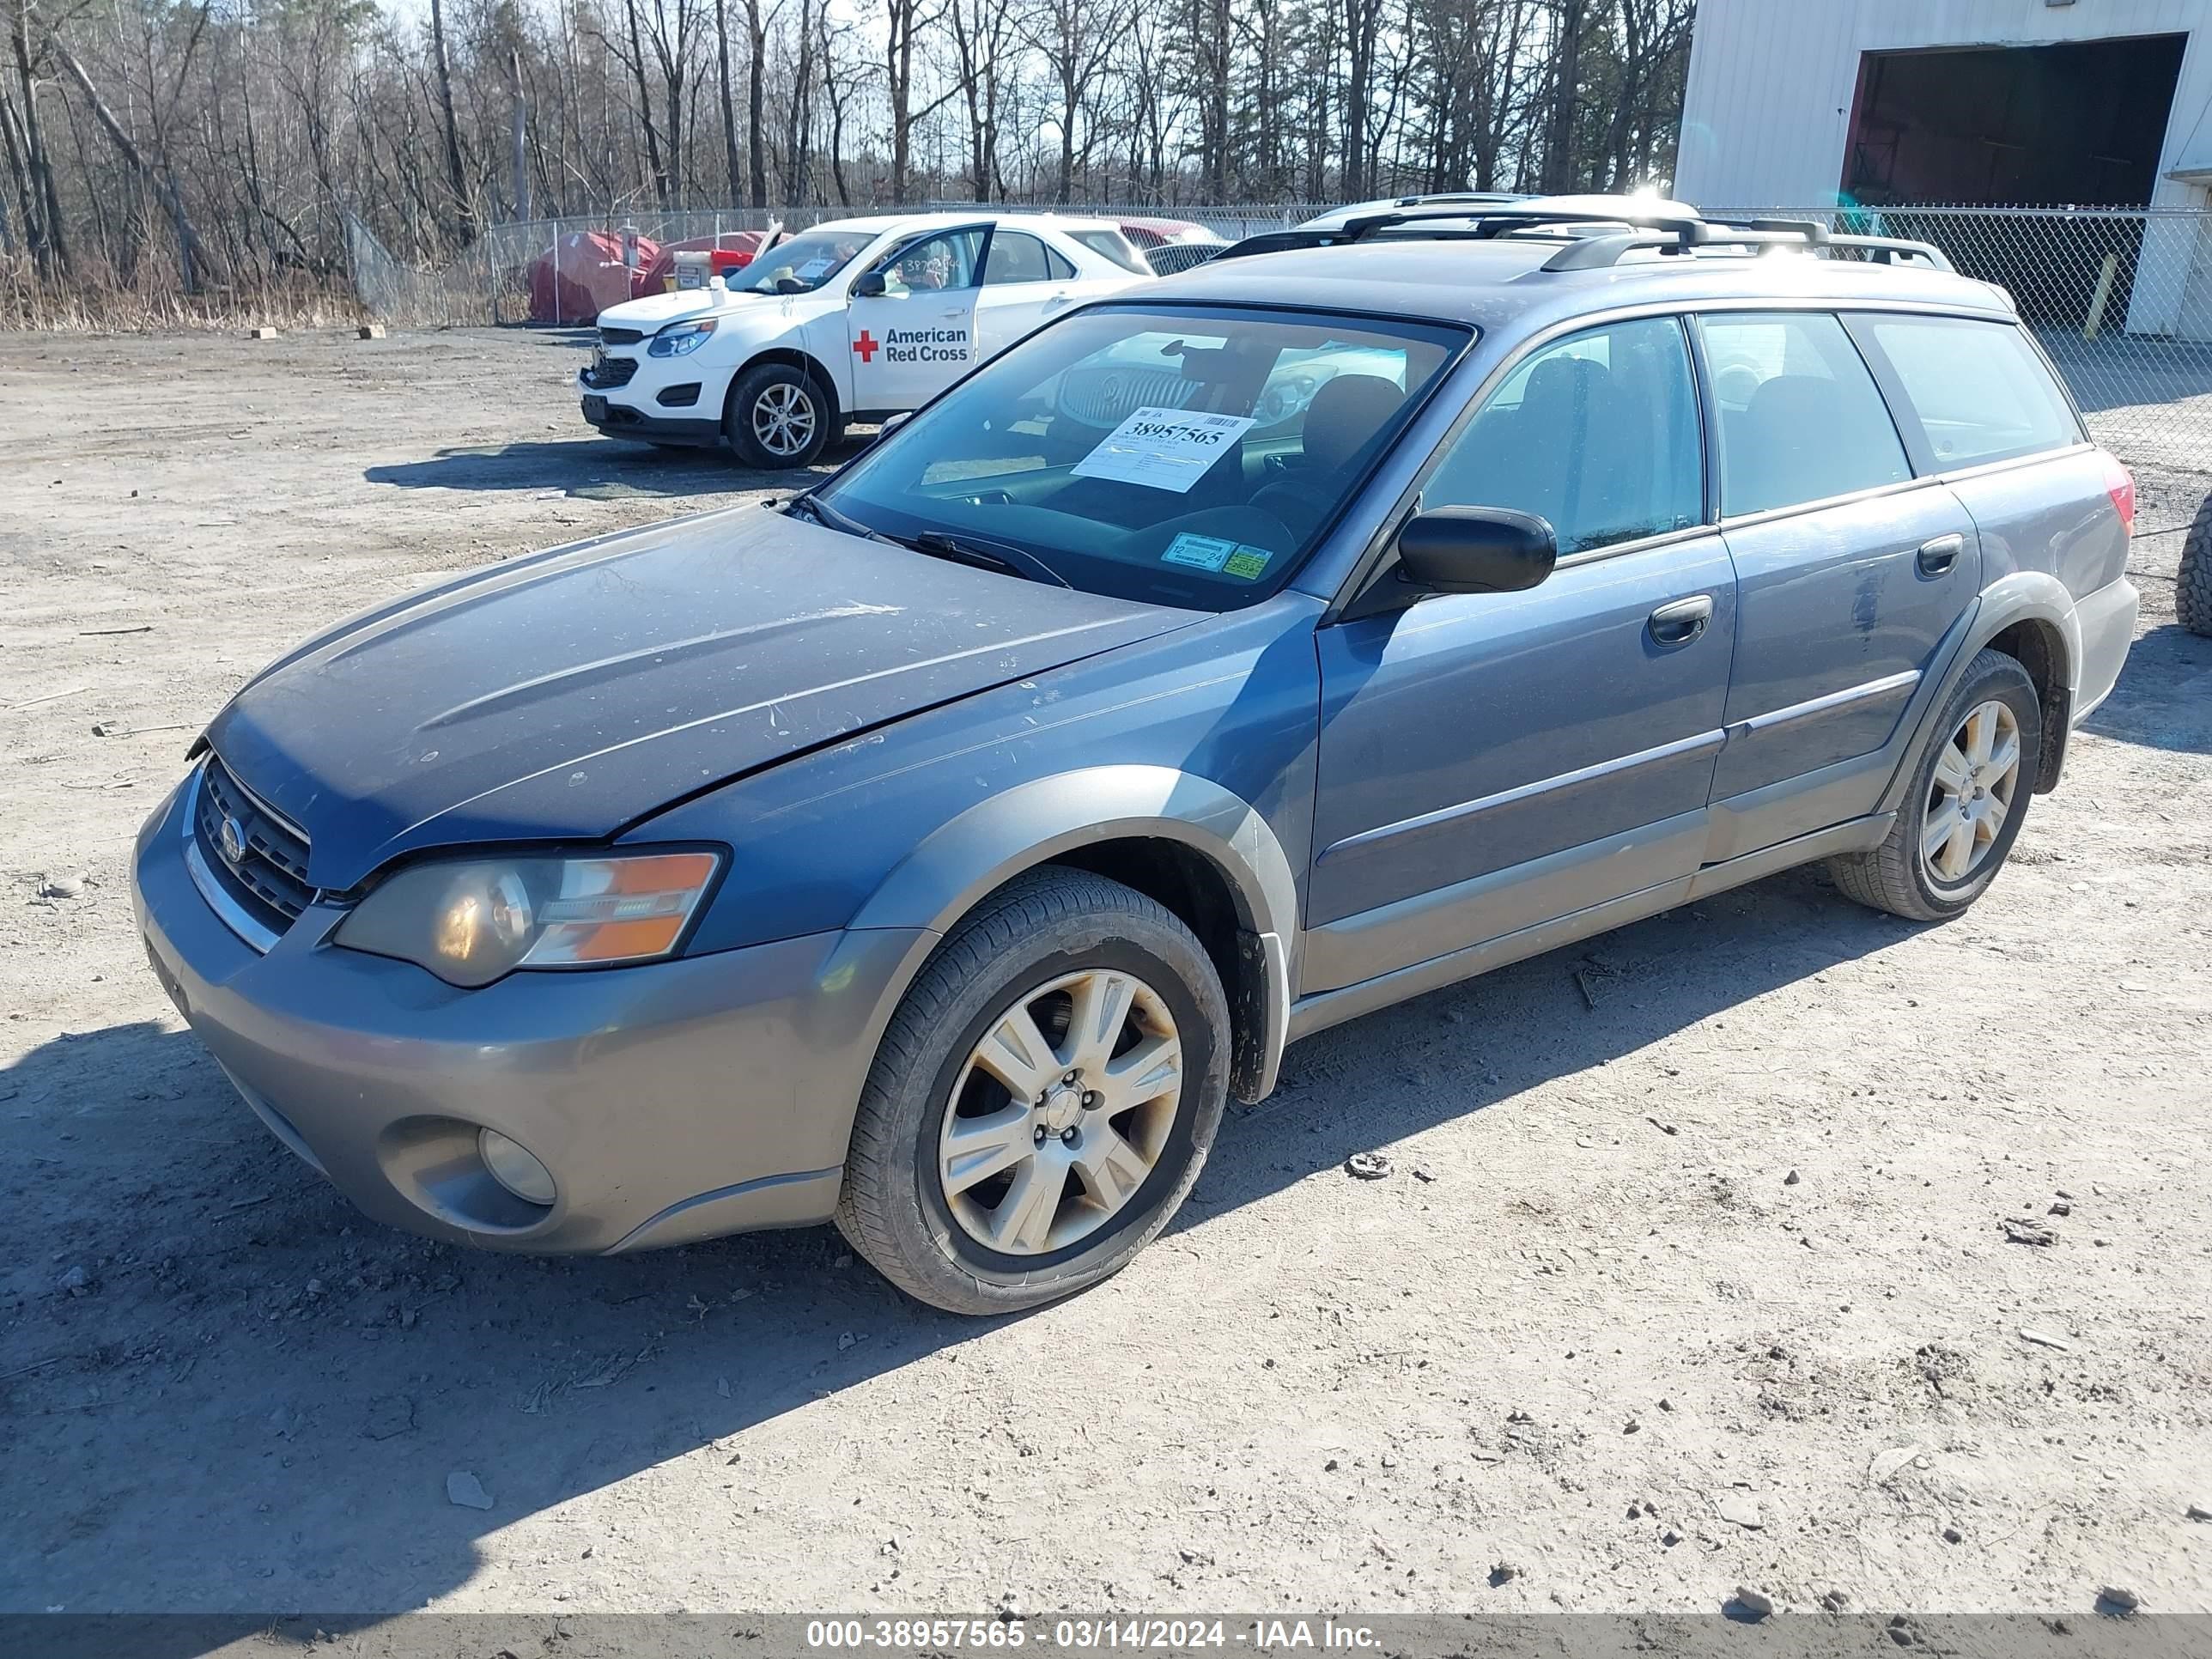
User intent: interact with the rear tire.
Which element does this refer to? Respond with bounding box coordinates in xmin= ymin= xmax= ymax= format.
xmin=1828 ymin=648 xmax=2041 ymax=922
xmin=2179 ymin=492 xmax=2212 ymax=637
xmin=836 ymin=868 xmax=1230 ymax=1316
xmin=724 ymin=362 xmax=835 ymax=470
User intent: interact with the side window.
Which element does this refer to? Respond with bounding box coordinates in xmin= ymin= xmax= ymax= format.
xmin=1423 ymin=316 xmax=1703 ymax=556
xmin=878 ymin=228 xmax=986 ymax=295
xmin=1045 ymin=245 xmax=1077 ymax=281
xmin=1852 ymin=314 xmax=2083 ymax=470
xmin=1066 ymin=228 xmax=1151 ymax=274
xmin=1698 ymin=312 xmax=1911 ymax=515
xmin=982 ymin=231 xmax=1053 ymax=286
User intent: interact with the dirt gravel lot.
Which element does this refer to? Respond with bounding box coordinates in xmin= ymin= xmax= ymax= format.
xmin=2 ymin=328 xmax=2209 ymax=1625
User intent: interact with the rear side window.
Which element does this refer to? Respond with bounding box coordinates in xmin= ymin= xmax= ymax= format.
xmin=1067 ymin=228 xmax=1150 ymax=274
xmin=1422 ymin=316 xmax=1703 ymax=556
xmin=1854 ymin=314 xmax=2083 ymax=470
xmin=984 ymin=231 xmax=1061 ymax=285
xmin=1698 ymin=312 xmax=1911 ymax=516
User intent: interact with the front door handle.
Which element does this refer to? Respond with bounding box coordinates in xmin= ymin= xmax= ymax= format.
xmin=1649 ymin=594 xmax=1715 ymax=647
xmin=1918 ymin=532 xmax=1965 ymax=575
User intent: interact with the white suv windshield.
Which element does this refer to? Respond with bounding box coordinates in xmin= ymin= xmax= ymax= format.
xmin=726 ymin=229 xmax=876 ymax=295
xmin=815 ymin=304 xmax=1468 ymax=611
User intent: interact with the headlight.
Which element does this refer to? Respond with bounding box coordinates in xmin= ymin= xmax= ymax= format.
xmin=333 ymin=850 xmax=722 ymax=988
xmin=647 ymin=320 xmax=717 ymax=357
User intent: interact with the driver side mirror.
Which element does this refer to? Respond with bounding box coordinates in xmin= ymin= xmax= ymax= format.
xmin=1397 ymin=506 xmax=1556 ymax=594
xmin=1344 ymin=507 xmax=1556 ymax=622
xmin=854 ymin=270 xmax=887 ymax=298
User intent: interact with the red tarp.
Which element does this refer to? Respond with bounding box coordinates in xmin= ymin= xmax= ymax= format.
xmin=527 ymin=229 xmax=662 ymax=325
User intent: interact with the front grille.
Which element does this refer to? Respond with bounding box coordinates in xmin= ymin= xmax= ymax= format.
xmin=195 ymin=754 xmax=315 ymax=931
xmin=582 ymin=355 xmax=638 ymax=390
xmin=599 ymin=325 xmax=644 ymax=347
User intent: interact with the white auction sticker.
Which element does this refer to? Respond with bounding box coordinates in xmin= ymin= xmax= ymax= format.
xmin=795 ymin=258 xmax=832 ymax=279
xmin=1069 ymin=407 xmax=1257 ymax=493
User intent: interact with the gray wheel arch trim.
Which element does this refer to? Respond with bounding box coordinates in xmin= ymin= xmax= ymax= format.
xmin=849 ymin=765 xmax=1299 ymax=1103
xmin=1879 ymin=573 xmax=2081 ymax=816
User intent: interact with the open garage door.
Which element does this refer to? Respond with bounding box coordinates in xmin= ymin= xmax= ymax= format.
xmin=1842 ymin=34 xmax=2188 ymax=331
xmin=1844 ymin=34 xmax=2185 ymax=208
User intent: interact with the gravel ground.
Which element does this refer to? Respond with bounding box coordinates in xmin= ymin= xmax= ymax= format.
xmin=2 ymin=328 xmax=2209 ymax=1622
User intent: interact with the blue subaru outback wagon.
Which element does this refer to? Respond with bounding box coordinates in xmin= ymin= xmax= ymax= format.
xmin=135 ymin=207 xmax=2138 ymax=1312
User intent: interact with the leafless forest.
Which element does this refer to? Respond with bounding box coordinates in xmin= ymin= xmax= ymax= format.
xmin=0 ymin=0 xmax=1690 ymax=318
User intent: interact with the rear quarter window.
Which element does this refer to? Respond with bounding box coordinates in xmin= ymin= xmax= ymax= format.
xmin=1067 ymin=228 xmax=1151 ymax=274
xmin=1852 ymin=313 xmax=2084 ymax=471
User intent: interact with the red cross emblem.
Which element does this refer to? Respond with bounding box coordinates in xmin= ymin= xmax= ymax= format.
xmin=853 ymin=330 xmax=879 ymax=363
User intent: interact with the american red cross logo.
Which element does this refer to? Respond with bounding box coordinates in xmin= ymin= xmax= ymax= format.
xmin=853 ymin=330 xmax=879 ymax=363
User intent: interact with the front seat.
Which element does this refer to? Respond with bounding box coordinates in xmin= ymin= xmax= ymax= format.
xmin=1251 ymin=374 xmax=1407 ymax=536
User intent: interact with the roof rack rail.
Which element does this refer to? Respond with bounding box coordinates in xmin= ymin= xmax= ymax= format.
xmin=1212 ymin=205 xmax=1953 ymax=273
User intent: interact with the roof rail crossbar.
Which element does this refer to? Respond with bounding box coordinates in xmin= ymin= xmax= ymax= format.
xmin=1540 ymin=225 xmax=1799 ymax=270
xmin=1213 ymin=206 xmax=1957 ymax=274
xmin=1826 ymin=234 xmax=1953 ymax=271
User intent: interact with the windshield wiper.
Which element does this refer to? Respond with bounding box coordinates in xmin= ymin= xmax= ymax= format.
xmin=905 ymin=531 xmax=1072 ymax=589
xmin=785 ymin=489 xmax=880 ymax=539
xmin=788 ymin=492 xmax=1069 ymax=588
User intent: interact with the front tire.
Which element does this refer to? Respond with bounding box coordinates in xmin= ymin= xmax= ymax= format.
xmin=1828 ymin=648 xmax=2041 ymax=921
xmin=836 ymin=868 xmax=1230 ymax=1316
xmin=724 ymin=362 xmax=835 ymax=470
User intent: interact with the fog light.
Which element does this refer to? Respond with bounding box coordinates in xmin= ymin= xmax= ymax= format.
xmin=478 ymin=1128 xmax=556 ymax=1206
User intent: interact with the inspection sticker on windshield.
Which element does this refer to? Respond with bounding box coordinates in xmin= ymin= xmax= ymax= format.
xmin=1161 ymin=532 xmax=1237 ymax=570
xmin=1160 ymin=534 xmax=1275 ymax=580
xmin=1071 ymin=407 xmax=1256 ymax=493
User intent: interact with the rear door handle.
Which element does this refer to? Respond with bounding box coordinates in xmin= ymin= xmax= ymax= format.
xmin=1649 ymin=594 xmax=1715 ymax=646
xmin=1917 ymin=532 xmax=1965 ymax=575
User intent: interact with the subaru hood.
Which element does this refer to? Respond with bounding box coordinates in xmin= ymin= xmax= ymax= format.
xmin=204 ymin=507 xmax=1194 ymax=890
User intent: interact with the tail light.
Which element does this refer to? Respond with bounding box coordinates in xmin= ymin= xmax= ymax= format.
xmin=2099 ymin=451 xmax=2136 ymax=535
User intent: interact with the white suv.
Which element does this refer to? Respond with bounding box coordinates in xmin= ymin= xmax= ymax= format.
xmin=579 ymin=212 xmax=1155 ymax=468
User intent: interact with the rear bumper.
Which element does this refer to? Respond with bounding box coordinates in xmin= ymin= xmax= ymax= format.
xmin=2071 ymin=574 xmax=2139 ymax=723
xmin=131 ymin=774 xmax=927 ymax=1254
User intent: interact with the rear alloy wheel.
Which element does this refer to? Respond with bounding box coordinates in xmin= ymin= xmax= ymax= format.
xmin=836 ymin=868 xmax=1229 ymax=1315
xmin=724 ymin=362 xmax=834 ymax=470
xmin=1919 ymin=700 xmax=2023 ymax=886
xmin=1828 ymin=648 xmax=2041 ymax=921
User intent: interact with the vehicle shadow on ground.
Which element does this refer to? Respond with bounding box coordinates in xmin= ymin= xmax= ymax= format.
xmin=0 ymin=862 xmax=1911 ymax=1640
xmin=362 ymin=438 xmax=866 ymax=502
xmin=2081 ymin=621 xmax=2212 ymax=756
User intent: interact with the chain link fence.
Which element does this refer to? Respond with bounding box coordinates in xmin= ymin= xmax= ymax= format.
xmin=347 ymin=200 xmax=2212 ymax=475
xmin=343 ymin=204 xmax=1322 ymax=332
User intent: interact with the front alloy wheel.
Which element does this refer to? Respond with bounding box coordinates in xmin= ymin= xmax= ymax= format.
xmin=750 ymin=380 xmax=817 ymax=460
xmin=836 ymin=868 xmax=1230 ymax=1315
xmin=724 ymin=362 xmax=835 ymax=469
xmin=939 ymin=969 xmax=1182 ymax=1256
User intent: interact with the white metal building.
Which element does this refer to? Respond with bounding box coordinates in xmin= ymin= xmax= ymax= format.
xmin=1676 ymin=0 xmax=2212 ymax=210
xmin=1674 ymin=0 xmax=2212 ymax=336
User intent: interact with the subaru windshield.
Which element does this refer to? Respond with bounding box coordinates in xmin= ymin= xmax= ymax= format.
xmin=811 ymin=304 xmax=1469 ymax=610
xmin=727 ymin=229 xmax=875 ymax=295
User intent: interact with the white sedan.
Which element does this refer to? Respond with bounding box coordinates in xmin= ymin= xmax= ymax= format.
xmin=580 ymin=211 xmax=1156 ymax=468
